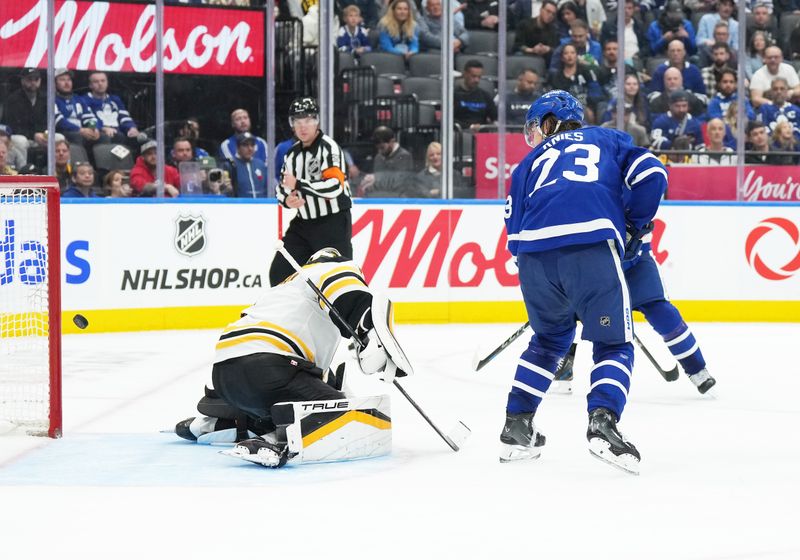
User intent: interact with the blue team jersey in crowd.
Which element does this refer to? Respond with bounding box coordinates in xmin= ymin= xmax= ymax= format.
xmin=505 ymin=126 xmax=666 ymax=258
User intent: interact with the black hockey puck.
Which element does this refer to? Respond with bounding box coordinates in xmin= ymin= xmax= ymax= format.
xmin=72 ymin=314 xmax=89 ymax=330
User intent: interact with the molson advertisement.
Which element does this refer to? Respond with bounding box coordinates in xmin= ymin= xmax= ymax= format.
xmin=0 ymin=0 xmax=264 ymax=76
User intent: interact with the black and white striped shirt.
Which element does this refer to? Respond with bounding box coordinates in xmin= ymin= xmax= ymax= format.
xmin=277 ymin=132 xmax=352 ymax=220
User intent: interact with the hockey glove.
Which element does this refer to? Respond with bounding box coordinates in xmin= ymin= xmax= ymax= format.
xmin=356 ymin=330 xmax=388 ymax=375
xmin=624 ymin=221 xmax=654 ymax=262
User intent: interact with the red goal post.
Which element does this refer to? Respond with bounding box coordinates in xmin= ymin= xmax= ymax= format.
xmin=0 ymin=176 xmax=61 ymax=438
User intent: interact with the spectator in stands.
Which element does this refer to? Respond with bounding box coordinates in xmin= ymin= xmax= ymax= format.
xmin=660 ymin=135 xmax=693 ymax=164
xmin=600 ymin=0 xmax=649 ymax=63
xmin=54 ymin=139 xmax=72 ymax=190
xmin=176 ymin=118 xmax=209 ymax=158
xmin=275 ymin=137 xmax=296 ymax=182
xmin=359 ymin=126 xmax=417 ymax=197
xmin=646 ymin=1 xmax=697 ymax=56
xmin=85 ymin=72 xmax=140 ymax=145
xmin=337 ymin=5 xmax=372 ymax=55
xmin=548 ymin=45 xmax=602 ymax=123
xmin=650 ymin=90 xmax=703 ymax=149
xmin=701 ymin=43 xmax=734 ymax=98
xmin=340 ymin=1 xmax=380 ymax=28
xmin=601 ymin=103 xmax=650 ymax=146
xmin=760 ymin=78 xmax=800 ymax=137
xmin=378 ymin=0 xmax=419 ymax=60
xmin=225 ymin=132 xmax=269 ymax=198
xmin=502 ymin=68 xmax=543 ymax=125
xmin=707 ymin=69 xmax=756 ymax=122
xmin=746 ymin=31 xmax=770 ymax=80
xmin=61 ymin=162 xmax=99 ymax=198
xmin=556 ymin=2 xmax=580 ymax=40
xmin=103 ymin=169 xmax=133 ymax=198
xmin=130 ymin=140 xmax=180 ymax=197
xmin=513 ymin=0 xmax=559 ymax=65
xmin=219 ymin=109 xmax=268 ymax=162
xmin=696 ymin=0 xmax=738 ymax=51
xmin=745 ymin=2 xmax=778 ymax=47
xmin=648 ymin=67 xmax=708 ymax=117
xmin=462 ymin=0 xmax=500 ymax=30
xmin=415 ymin=141 xmax=443 ymax=197
xmin=550 ymin=20 xmax=602 ymax=72
xmin=580 ymin=0 xmax=608 ymax=38
xmin=597 ymin=40 xmax=637 ymax=101
xmin=418 ymin=0 xmax=470 ymax=52
xmin=692 ymin=118 xmax=736 ymax=164
xmin=0 ymin=126 xmax=26 ymax=172
xmin=171 ymin=137 xmax=196 ymax=167
xmin=603 ymin=73 xmax=652 ymax=130
xmin=4 ymin=68 xmax=47 ymax=161
xmin=750 ymin=46 xmax=800 ymax=108
xmin=0 ymin=143 xmax=17 ymax=176
xmin=770 ymin=121 xmax=800 ymax=163
xmin=745 ymin=121 xmax=778 ymax=164
xmin=649 ymin=40 xmax=705 ymax=95
xmin=698 ymin=21 xmax=737 ymax=68
xmin=454 ymin=59 xmax=498 ymax=129
xmin=54 ymin=68 xmax=101 ymax=149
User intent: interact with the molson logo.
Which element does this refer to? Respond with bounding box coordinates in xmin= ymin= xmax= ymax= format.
xmin=745 ymin=217 xmax=800 ymax=280
xmin=0 ymin=1 xmax=264 ymax=76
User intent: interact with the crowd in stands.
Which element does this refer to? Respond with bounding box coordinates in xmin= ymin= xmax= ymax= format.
xmin=3 ymin=0 xmax=800 ymax=199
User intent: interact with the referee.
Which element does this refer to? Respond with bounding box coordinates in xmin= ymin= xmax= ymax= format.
xmin=269 ymin=97 xmax=354 ymax=285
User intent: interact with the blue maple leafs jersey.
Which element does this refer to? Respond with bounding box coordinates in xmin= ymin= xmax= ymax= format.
xmin=505 ymin=126 xmax=666 ymax=257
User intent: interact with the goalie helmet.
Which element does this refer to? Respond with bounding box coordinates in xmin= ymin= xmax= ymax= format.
xmin=306 ymin=247 xmax=342 ymax=265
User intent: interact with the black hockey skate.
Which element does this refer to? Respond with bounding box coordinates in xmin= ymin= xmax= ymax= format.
xmin=221 ymin=437 xmax=291 ymax=468
xmin=689 ymin=368 xmax=716 ymax=395
xmin=587 ymin=407 xmax=640 ymax=475
xmin=499 ymin=412 xmax=546 ymax=463
xmin=550 ymin=343 xmax=577 ymax=395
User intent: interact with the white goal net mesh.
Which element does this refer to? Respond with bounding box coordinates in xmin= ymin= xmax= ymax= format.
xmin=0 ymin=186 xmax=53 ymax=435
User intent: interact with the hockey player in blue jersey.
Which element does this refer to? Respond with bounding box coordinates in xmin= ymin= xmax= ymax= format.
xmin=553 ymin=237 xmax=717 ymax=395
xmin=501 ymin=90 xmax=667 ymax=474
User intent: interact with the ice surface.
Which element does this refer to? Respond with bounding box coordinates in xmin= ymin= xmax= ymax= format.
xmin=1 ymin=323 xmax=799 ymax=560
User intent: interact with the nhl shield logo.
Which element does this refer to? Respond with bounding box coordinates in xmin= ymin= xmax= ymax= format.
xmin=175 ymin=215 xmax=206 ymax=256
xmin=599 ymin=316 xmax=611 ymax=327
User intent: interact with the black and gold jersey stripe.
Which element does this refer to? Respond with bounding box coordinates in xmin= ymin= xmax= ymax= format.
xmin=216 ymin=321 xmax=315 ymax=362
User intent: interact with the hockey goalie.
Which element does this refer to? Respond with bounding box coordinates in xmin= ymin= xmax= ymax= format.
xmin=172 ymin=248 xmax=411 ymax=468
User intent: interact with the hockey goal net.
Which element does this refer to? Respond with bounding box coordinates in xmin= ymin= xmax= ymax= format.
xmin=0 ymin=177 xmax=61 ymax=437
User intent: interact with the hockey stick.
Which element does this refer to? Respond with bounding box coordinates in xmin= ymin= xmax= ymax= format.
xmin=471 ymin=322 xmax=530 ymax=371
xmin=633 ymin=333 xmax=680 ymax=382
xmin=275 ymin=242 xmax=470 ymax=452
xmin=472 ymin=321 xmax=680 ymax=383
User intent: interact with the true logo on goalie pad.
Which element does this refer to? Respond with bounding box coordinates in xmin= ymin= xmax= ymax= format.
xmin=174 ymin=215 xmax=206 ymax=256
xmin=277 ymin=396 xmax=392 ymax=464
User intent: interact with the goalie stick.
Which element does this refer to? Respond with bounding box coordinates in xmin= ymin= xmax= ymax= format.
xmin=275 ymin=242 xmax=470 ymax=452
xmin=473 ymin=322 xmax=680 ymax=382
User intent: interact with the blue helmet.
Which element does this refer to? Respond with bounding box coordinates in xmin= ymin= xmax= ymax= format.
xmin=524 ymin=90 xmax=584 ymax=131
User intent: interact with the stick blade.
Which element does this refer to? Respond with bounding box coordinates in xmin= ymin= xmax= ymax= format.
xmin=663 ymin=366 xmax=680 ymax=382
xmin=447 ymin=421 xmax=472 ymax=450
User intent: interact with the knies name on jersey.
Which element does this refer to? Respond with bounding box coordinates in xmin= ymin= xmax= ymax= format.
xmin=539 ymin=131 xmax=585 ymax=152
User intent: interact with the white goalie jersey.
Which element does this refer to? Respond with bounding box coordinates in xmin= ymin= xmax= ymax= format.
xmin=214 ymin=259 xmax=370 ymax=371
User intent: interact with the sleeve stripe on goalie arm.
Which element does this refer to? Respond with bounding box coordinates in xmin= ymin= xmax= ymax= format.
xmin=622 ymin=149 xmax=668 ymax=230
xmin=216 ymin=322 xmax=315 ymax=362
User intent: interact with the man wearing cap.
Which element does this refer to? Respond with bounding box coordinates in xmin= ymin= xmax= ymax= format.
xmin=129 ymin=140 xmax=180 ymax=197
xmin=4 ymin=68 xmax=47 ymax=160
xmin=219 ymin=109 xmax=268 ymax=163
xmin=650 ymin=89 xmax=702 ymax=150
xmin=358 ymin=126 xmax=416 ymax=197
xmin=224 ymin=132 xmax=269 ymax=198
xmin=54 ymin=68 xmax=102 ymax=148
xmin=84 ymin=71 xmax=140 ymax=144
xmin=647 ymin=67 xmax=707 ymax=117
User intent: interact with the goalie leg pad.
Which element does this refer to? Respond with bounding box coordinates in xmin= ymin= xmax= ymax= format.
xmin=270 ymin=395 xmax=392 ymax=464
